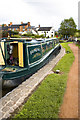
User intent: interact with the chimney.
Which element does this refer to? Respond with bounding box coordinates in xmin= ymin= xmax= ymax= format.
xmin=10 ymin=22 xmax=12 ymax=26
xmin=39 ymin=24 xmax=40 ymax=28
xmin=21 ymin=21 xmax=23 ymax=24
xmin=28 ymin=22 xmax=30 ymax=27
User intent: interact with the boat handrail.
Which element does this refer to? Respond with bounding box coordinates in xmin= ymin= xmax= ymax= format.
xmin=9 ymin=37 xmax=32 ymax=41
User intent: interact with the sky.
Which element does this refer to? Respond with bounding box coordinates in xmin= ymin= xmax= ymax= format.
xmin=0 ymin=0 xmax=79 ymax=30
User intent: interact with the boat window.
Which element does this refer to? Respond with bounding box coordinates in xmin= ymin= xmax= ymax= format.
xmin=6 ymin=43 xmax=19 ymax=66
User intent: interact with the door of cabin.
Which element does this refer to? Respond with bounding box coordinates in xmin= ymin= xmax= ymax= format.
xmin=6 ymin=41 xmax=24 ymax=67
xmin=0 ymin=42 xmax=5 ymax=65
xmin=18 ymin=42 xmax=24 ymax=67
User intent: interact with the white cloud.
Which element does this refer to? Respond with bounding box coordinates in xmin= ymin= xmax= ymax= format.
xmin=0 ymin=0 xmax=36 ymax=24
xmin=23 ymin=0 xmax=79 ymax=29
xmin=0 ymin=0 xmax=79 ymax=30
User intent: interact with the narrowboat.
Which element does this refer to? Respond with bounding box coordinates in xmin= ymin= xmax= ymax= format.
xmin=0 ymin=38 xmax=61 ymax=88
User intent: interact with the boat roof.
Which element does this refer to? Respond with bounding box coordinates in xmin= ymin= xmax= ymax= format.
xmin=0 ymin=37 xmax=58 ymax=44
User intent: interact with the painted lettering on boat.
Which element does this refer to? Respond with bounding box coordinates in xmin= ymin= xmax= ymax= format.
xmin=28 ymin=45 xmax=42 ymax=64
xmin=30 ymin=48 xmax=41 ymax=55
xmin=33 ymin=53 xmax=41 ymax=58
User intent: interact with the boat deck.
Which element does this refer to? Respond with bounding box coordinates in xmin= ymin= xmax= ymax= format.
xmin=1 ymin=66 xmax=20 ymax=72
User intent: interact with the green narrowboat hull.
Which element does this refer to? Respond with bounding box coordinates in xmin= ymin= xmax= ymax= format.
xmin=0 ymin=38 xmax=61 ymax=88
xmin=1 ymin=44 xmax=61 ymax=88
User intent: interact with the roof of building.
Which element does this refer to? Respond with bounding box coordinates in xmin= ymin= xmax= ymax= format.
xmin=1 ymin=22 xmax=28 ymax=30
xmin=27 ymin=26 xmax=35 ymax=29
xmin=38 ymin=27 xmax=52 ymax=31
xmin=8 ymin=25 xmax=20 ymax=28
xmin=21 ymin=23 xmax=28 ymax=26
xmin=8 ymin=23 xmax=28 ymax=28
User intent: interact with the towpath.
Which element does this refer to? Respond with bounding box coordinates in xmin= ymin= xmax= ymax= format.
xmin=59 ymin=43 xmax=79 ymax=118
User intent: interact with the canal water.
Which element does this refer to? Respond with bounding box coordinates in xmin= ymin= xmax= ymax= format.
xmin=0 ymin=71 xmax=14 ymax=99
xmin=0 ymin=85 xmax=15 ymax=99
xmin=1 ymin=88 xmax=14 ymax=98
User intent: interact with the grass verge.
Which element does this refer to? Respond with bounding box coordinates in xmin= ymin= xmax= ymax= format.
xmin=13 ymin=43 xmax=74 ymax=119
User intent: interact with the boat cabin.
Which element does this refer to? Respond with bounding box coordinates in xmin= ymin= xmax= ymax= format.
xmin=0 ymin=39 xmax=25 ymax=68
xmin=0 ymin=38 xmax=59 ymax=70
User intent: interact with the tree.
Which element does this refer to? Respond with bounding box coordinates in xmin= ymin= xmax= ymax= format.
xmin=58 ymin=17 xmax=77 ymax=39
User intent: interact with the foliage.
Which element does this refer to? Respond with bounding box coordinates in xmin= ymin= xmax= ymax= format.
xmin=2 ymin=31 xmax=8 ymax=37
xmin=77 ymin=38 xmax=80 ymax=41
xmin=33 ymin=34 xmax=40 ymax=38
xmin=74 ymin=32 xmax=80 ymax=37
xmin=34 ymin=34 xmax=45 ymax=38
xmin=22 ymin=33 xmax=45 ymax=38
xmin=13 ymin=43 xmax=74 ymax=119
xmin=22 ymin=32 xmax=32 ymax=37
xmin=11 ymin=35 xmax=21 ymax=38
xmin=58 ymin=17 xmax=77 ymax=39
xmin=12 ymin=30 xmax=19 ymax=35
xmin=31 ymin=36 xmax=35 ymax=38
xmin=39 ymin=34 xmax=45 ymax=38
xmin=7 ymin=30 xmax=19 ymax=37
xmin=59 ymin=40 xmax=64 ymax=43
xmin=74 ymin=30 xmax=80 ymax=37
xmin=55 ymin=31 xmax=58 ymax=36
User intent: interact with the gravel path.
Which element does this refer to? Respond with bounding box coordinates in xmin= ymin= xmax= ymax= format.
xmin=59 ymin=43 xmax=79 ymax=118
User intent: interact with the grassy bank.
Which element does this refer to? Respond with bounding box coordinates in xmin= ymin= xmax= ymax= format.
xmin=13 ymin=43 xmax=74 ymax=119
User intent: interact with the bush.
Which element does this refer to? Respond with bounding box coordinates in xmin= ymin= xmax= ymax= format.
xmin=31 ymin=36 xmax=35 ymax=38
xmin=11 ymin=35 xmax=21 ymax=38
xmin=34 ymin=34 xmax=45 ymax=38
xmin=34 ymin=34 xmax=41 ymax=38
xmin=12 ymin=31 xmax=19 ymax=35
xmin=22 ymin=33 xmax=32 ymax=37
xmin=40 ymin=34 xmax=45 ymax=38
xmin=59 ymin=40 xmax=64 ymax=43
xmin=74 ymin=32 xmax=80 ymax=38
xmin=2 ymin=31 xmax=8 ymax=37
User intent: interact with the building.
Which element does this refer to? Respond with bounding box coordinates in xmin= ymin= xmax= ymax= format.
xmin=38 ymin=27 xmax=55 ymax=37
xmin=2 ymin=22 xmax=31 ymax=33
xmin=78 ymin=1 xmax=80 ymax=30
xmin=1 ymin=22 xmax=55 ymax=37
xmin=8 ymin=22 xmax=31 ymax=33
xmin=25 ymin=26 xmax=37 ymax=35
